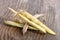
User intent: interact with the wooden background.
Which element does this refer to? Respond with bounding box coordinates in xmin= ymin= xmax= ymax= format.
xmin=0 ymin=0 xmax=60 ymax=40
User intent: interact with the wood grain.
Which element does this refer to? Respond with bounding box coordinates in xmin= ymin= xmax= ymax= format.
xmin=0 ymin=0 xmax=59 ymax=40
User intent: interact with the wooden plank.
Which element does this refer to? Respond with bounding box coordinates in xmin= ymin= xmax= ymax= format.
xmin=0 ymin=0 xmax=59 ymax=40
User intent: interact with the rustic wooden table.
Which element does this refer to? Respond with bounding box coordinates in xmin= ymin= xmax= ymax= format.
xmin=0 ymin=0 xmax=59 ymax=40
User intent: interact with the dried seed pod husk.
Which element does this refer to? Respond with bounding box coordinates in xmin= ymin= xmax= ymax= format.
xmin=34 ymin=14 xmax=44 ymax=18
xmin=23 ymin=22 xmax=29 ymax=34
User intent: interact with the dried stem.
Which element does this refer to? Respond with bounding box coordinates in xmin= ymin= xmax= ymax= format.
xmin=4 ymin=20 xmax=38 ymax=30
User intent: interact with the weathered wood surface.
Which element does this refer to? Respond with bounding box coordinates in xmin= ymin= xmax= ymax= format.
xmin=0 ymin=0 xmax=59 ymax=40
